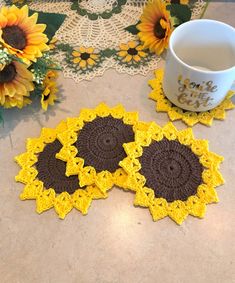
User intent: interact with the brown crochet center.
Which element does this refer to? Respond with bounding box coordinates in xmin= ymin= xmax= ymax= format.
xmin=35 ymin=139 xmax=80 ymax=194
xmin=139 ymin=139 xmax=203 ymax=202
xmin=75 ymin=116 xmax=135 ymax=173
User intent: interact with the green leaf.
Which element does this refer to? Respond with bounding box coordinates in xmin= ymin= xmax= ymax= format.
xmin=101 ymin=49 xmax=116 ymax=58
xmin=125 ymin=21 xmax=140 ymax=35
xmin=29 ymin=10 xmax=67 ymax=40
xmin=167 ymin=4 xmax=191 ymax=26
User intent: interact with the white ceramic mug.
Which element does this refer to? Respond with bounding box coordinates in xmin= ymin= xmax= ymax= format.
xmin=163 ymin=19 xmax=235 ymax=112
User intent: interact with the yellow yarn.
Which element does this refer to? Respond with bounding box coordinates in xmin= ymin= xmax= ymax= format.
xmin=56 ymin=103 xmax=140 ymax=193
xmin=119 ymin=122 xmax=224 ymax=225
xmin=149 ymin=69 xmax=235 ymax=126
xmin=15 ymin=120 xmax=107 ymax=219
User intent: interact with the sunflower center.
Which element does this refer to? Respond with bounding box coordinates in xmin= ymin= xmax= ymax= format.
xmin=2 ymin=25 xmax=27 ymax=50
xmin=0 ymin=63 xmax=16 ymax=83
xmin=154 ymin=18 xmax=166 ymax=39
xmin=81 ymin=52 xmax=90 ymax=60
xmin=170 ymin=0 xmax=180 ymax=3
xmin=139 ymin=139 xmax=203 ymax=202
xmin=127 ymin=48 xmax=138 ymax=56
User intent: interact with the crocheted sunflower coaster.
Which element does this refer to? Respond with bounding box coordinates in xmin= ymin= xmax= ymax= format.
xmin=149 ymin=69 xmax=235 ymax=127
xmin=15 ymin=120 xmax=107 ymax=219
xmin=56 ymin=103 xmax=140 ymax=193
xmin=119 ymin=122 xmax=224 ymax=225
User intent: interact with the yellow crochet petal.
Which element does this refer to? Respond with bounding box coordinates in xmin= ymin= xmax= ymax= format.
xmin=126 ymin=173 xmax=146 ymax=191
xmin=149 ymin=198 xmax=168 ymax=221
xmin=65 ymin=157 xmax=84 ymax=176
xmin=202 ymin=168 xmax=224 ymax=187
xmin=168 ymin=107 xmax=184 ymax=121
xmin=198 ymin=112 xmax=214 ymax=126
xmin=149 ymin=89 xmax=160 ymax=100
xmin=123 ymin=142 xmax=143 ymax=158
xmin=40 ymin=127 xmax=57 ymax=143
xmin=20 ymin=180 xmax=43 ymax=200
xmin=134 ymin=187 xmax=154 ymax=207
xmin=163 ymin=122 xmax=178 ymax=140
xmin=26 ymin=138 xmax=44 ymax=153
xmin=210 ymin=107 xmax=226 ymax=120
xmin=135 ymin=130 xmax=152 ymax=146
xmin=86 ymin=184 xmax=108 ymax=199
xmin=110 ymin=104 xmax=125 ymax=119
xmin=56 ymin=145 xmax=78 ymax=162
xmin=168 ymin=201 xmax=189 ymax=225
xmin=95 ymin=171 xmax=114 ymax=192
xmin=197 ymin=184 xmax=219 ymax=204
xmin=182 ymin=112 xmax=199 ymax=127
xmin=79 ymin=108 xmax=97 ymax=122
xmin=15 ymin=167 xmax=38 ymax=184
xmin=95 ymin=103 xmax=111 ymax=117
xmin=56 ymin=120 xmax=67 ymax=133
xmin=191 ymin=139 xmax=209 ymax=156
xmin=15 ymin=152 xmax=37 ymax=167
xmin=57 ymin=130 xmax=78 ymax=145
xmin=200 ymin=151 xmax=224 ymax=169
xmin=119 ymin=157 xmax=141 ymax=173
xmin=66 ymin=117 xmax=84 ymax=131
xmin=54 ymin=192 xmax=73 ymax=219
xmin=36 ymin=189 xmax=56 ymax=214
xmin=113 ymin=168 xmax=129 ymax=189
xmin=186 ymin=196 xmax=206 ymax=218
xmin=79 ymin=166 xmax=96 ymax=187
xmin=149 ymin=123 xmax=164 ymax=141
xmin=177 ymin=128 xmax=194 ymax=146
xmin=156 ymin=98 xmax=172 ymax=112
xmin=123 ymin=111 xmax=139 ymax=125
xmin=72 ymin=190 xmax=92 ymax=214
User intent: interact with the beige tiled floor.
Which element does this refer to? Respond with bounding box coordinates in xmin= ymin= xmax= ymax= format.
xmin=0 ymin=2 xmax=235 ymax=283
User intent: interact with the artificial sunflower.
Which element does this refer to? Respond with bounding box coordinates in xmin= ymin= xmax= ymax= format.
xmin=48 ymin=37 xmax=58 ymax=50
xmin=119 ymin=122 xmax=224 ymax=225
xmin=166 ymin=0 xmax=189 ymax=4
xmin=41 ymin=70 xmax=58 ymax=111
xmin=149 ymin=69 xmax=235 ymax=126
xmin=118 ymin=41 xmax=147 ymax=63
xmin=137 ymin=0 xmax=172 ymax=55
xmin=0 ymin=61 xmax=34 ymax=107
xmin=72 ymin=47 xmax=99 ymax=69
xmin=15 ymin=120 xmax=107 ymax=219
xmin=0 ymin=5 xmax=49 ymax=64
xmin=56 ymin=103 xmax=141 ymax=193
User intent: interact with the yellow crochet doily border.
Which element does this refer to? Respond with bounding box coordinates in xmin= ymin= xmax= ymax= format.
xmin=149 ymin=69 xmax=235 ymax=127
xmin=119 ymin=122 xmax=224 ymax=225
xmin=15 ymin=120 xmax=107 ymax=219
xmin=56 ymin=103 xmax=141 ymax=193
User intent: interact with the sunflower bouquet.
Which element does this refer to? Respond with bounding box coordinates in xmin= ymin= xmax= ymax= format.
xmin=126 ymin=0 xmax=193 ymax=55
xmin=0 ymin=5 xmax=62 ymax=117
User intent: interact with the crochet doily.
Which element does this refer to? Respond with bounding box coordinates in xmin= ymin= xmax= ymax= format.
xmin=120 ymin=122 xmax=224 ymax=224
xmin=3 ymin=0 xmax=206 ymax=82
xmin=15 ymin=120 xmax=108 ymax=219
xmin=27 ymin=0 xmax=206 ymax=49
xmin=56 ymin=103 xmax=140 ymax=192
xmin=149 ymin=69 xmax=235 ymax=127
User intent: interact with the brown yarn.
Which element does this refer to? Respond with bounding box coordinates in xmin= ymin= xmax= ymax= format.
xmin=75 ymin=116 xmax=135 ymax=173
xmin=36 ymin=139 xmax=80 ymax=194
xmin=139 ymin=139 xmax=203 ymax=202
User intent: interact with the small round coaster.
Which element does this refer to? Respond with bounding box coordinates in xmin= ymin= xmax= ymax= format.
xmin=148 ymin=69 xmax=235 ymax=127
xmin=56 ymin=103 xmax=139 ymax=192
xmin=15 ymin=120 xmax=107 ymax=219
xmin=119 ymin=122 xmax=224 ymax=225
